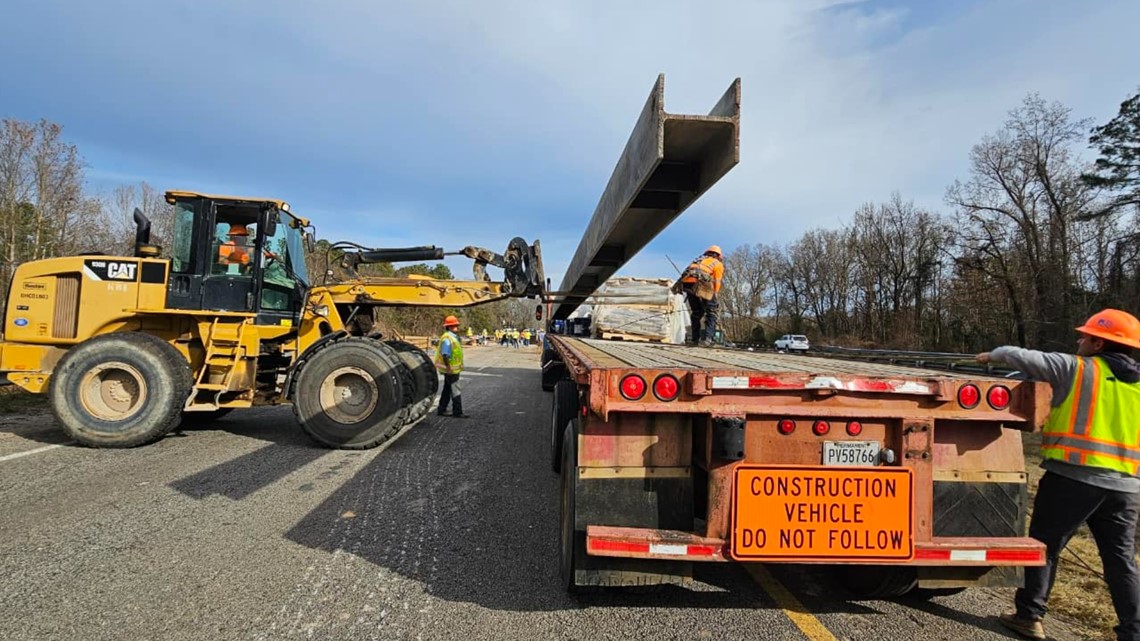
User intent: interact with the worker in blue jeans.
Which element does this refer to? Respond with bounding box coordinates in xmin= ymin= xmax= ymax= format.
xmin=978 ymin=309 xmax=1140 ymax=641
xmin=435 ymin=315 xmax=469 ymax=418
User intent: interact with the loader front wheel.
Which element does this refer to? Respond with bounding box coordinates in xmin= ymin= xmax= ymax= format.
xmin=50 ymin=333 xmax=192 ymax=448
xmin=292 ymin=338 xmax=407 ymax=449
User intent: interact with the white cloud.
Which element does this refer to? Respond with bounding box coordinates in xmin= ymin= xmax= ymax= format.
xmin=4 ymin=0 xmax=1137 ymax=286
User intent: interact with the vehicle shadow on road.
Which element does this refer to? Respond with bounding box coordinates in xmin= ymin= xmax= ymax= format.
xmin=281 ymin=364 xmax=893 ymax=614
xmin=168 ymin=407 xmax=333 ymax=501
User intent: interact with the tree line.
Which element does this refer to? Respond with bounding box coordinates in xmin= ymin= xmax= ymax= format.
xmin=6 ymin=87 xmax=1139 ymax=350
xmin=718 ymin=91 xmax=1140 ymax=352
xmin=0 ymin=128 xmax=534 ymax=338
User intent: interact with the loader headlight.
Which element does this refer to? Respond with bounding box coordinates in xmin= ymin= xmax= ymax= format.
xmin=312 ymin=304 xmax=329 ymax=318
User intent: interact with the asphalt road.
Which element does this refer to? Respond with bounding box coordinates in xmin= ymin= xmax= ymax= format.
xmin=0 ymin=346 xmax=1083 ymax=641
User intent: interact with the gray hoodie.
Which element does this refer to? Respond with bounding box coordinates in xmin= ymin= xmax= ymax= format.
xmin=991 ymin=346 xmax=1140 ymax=493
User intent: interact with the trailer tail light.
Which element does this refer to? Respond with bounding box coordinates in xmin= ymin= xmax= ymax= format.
xmin=652 ymin=374 xmax=680 ymax=401
xmin=988 ymin=385 xmax=1011 ymax=410
xmin=812 ymin=420 xmax=830 ymax=436
xmin=777 ymin=419 xmax=796 ymax=435
xmin=619 ymin=374 xmax=647 ymax=400
xmin=846 ymin=420 xmax=863 ymax=436
xmin=957 ymin=384 xmax=981 ymax=409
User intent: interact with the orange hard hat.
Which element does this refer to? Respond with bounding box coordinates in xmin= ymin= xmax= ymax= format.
xmin=1076 ymin=309 xmax=1140 ymax=349
xmin=443 ymin=315 xmax=460 ymax=327
xmin=228 ymin=223 xmax=249 ymax=236
xmin=705 ymin=245 xmax=722 ymax=257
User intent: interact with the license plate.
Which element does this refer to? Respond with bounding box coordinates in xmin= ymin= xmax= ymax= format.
xmin=823 ymin=441 xmax=880 ymax=466
xmin=729 ymin=465 xmax=914 ymax=561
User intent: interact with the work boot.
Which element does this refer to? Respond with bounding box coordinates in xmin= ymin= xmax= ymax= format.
xmin=452 ymin=413 xmax=471 ymax=419
xmin=998 ymin=613 xmax=1045 ymax=640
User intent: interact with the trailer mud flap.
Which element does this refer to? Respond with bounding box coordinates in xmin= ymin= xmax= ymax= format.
xmin=575 ymin=474 xmax=694 ymax=587
xmin=932 ymin=479 xmax=1028 ymax=588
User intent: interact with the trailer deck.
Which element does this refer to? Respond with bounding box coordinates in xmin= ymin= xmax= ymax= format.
xmin=561 ymin=338 xmax=1007 ymax=380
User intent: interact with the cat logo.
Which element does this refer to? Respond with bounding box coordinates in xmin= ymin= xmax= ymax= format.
xmin=107 ymin=262 xmax=137 ymax=281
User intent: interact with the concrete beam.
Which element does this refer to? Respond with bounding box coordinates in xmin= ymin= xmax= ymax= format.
xmin=553 ymin=74 xmax=740 ymax=320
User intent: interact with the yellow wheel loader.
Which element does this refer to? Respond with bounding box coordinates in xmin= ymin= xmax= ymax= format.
xmin=0 ymin=191 xmax=544 ymax=449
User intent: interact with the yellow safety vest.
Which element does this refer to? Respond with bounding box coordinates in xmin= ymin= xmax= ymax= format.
xmin=1041 ymin=355 xmax=1140 ymax=475
xmin=435 ymin=331 xmax=464 ymax=374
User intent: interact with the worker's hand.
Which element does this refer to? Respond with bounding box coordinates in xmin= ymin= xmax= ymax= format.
xmin=975 ymin=352 xmax=992 ymax=364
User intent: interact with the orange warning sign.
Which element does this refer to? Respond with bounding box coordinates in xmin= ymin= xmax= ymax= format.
xmin=730 ymin=465 xmax=914 ymax=561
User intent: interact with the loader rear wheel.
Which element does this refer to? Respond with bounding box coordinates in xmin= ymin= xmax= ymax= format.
xmin=550 ymin=380 xmax=578 ymax=474
xmin=50 ymin=333 xmax=192 ymax=448
xmin=386 ymin=340 xmax=438 ymax=426
xmin=292 ymin=338 xmax=407 ymax=449
xmin=835 ymin=565 xmax=917 ymax=599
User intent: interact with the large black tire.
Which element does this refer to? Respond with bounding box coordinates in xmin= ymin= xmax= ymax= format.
xmin=50 ymin=333 xmax=193 ymax=448
xmin=386 ymin=340 xmax=438 ymax=426
xmin=179 ymin=408 xmax=234 ymax=426
xmin=559 ymin=418 xmax=590 ymax=593
xmin=550 ymin=380 xmax=578 ymax=474
xmin=291 ymin=338 xmax=410 ymax=449
xmin=835 ymin=566 xmax=918 ymax=599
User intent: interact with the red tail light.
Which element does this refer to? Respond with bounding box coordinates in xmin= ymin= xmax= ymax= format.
xmin=958 ymin=384 xmax=981 ymax=409
xmin=620 ymin=374 xmax=647 ymax=400
xmin=846 ymin=420 xmax=863 ymax=436
xmin=812 ymin=420 xmax=830 ymax=436
xmin=652 ymin=374 xmax=680 ymax=401
xmin=988 ymin=385 xmax=1011 ymax=410
xmin=777 ymin=419 xmax=796 ymax=435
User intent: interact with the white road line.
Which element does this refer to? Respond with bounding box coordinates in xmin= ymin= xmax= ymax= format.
xmin=0 ymin=442 xmax=74 ymax=462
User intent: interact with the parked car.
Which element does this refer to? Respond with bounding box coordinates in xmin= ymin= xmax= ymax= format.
xmin=774 ymin=334 xmax=810 ymax=352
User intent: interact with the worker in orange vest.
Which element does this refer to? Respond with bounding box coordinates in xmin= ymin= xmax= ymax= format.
xmin=217 ymin=223 xmax=252 ymax=273
xmin=978 ymin=309 xmax=1140 ymax=641
xmin=675 ymin=245 xmax=724 ymax=346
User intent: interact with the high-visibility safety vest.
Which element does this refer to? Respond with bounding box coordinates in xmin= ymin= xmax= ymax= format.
xmin=681 ymin=256 xmax=724 ymax=293
xmin=435 ymin=331 xmax=464 ymax=375
xmin=218 ymin=241 xmax=251 ymax=265
xmin=1041 ymin=355 xmax=1140 ymax=475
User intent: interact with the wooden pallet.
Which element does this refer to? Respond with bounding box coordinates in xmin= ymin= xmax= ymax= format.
xmin=598 ymin=331 xmax=668 ymax=343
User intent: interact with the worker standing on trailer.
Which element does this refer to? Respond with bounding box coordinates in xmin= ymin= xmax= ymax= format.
xmin=978 ymin=309 xmax=1140 ymax=641
xmin=435 ymin=315 xmax=470 ymax=418
xmin=674 ymin=245 xmax=724 ymax=346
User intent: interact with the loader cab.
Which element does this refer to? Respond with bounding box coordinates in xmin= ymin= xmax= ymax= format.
xmin=163 ymin=191 xmax=310 ymax=326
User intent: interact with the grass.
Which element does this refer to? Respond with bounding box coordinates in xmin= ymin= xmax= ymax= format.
xmin=0 ymin=385 xmax=49 ymax=413
xmin=1022 ymin=431 xmax=1119 ymax=641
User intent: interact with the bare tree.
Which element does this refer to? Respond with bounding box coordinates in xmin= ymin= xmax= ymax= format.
xmin=947 ymin=94 xmax=1099 ymax=348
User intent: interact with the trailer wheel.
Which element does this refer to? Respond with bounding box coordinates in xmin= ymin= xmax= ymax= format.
xmin=386 ymin=340 xmax=438 ymax=426
xmin=835 ymin=566 xmax=917 ymax=599
xmin=292 ymin=338 xmax=408 ymax=449
xmin=550 ymin=380 xmax=578 ymax=474
xmin=541 ymin=360 xmax=565 ymax=392
xmin=559 ymin=418 xmax=592 ymax=593
xmin=50 ymin=333 xmax=192 ymax=448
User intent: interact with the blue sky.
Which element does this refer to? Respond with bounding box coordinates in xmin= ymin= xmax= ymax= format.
xmin=2 ymin=0 xmax=1137 ymax=285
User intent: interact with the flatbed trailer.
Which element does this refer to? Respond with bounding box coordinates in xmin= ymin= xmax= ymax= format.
xmin=544 ymin=336 xmax=1050 ymax=596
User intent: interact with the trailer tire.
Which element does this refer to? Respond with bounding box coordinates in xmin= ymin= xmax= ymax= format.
xmin=550 ymin=380 xmax=578 ymax=474
xmin=559 ymin=418 xmax=595 ymax=594
xmin=835 ymin=566 xmax=917 ymax=599
xmin=291 ymin=338 xmax=408 ymax=449
xmin=50 ymin=333 xmax=192 ymax=448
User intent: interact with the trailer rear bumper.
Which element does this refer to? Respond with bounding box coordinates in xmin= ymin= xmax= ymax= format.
xmin=586 ymin=525 xmax=1045 ymax=566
